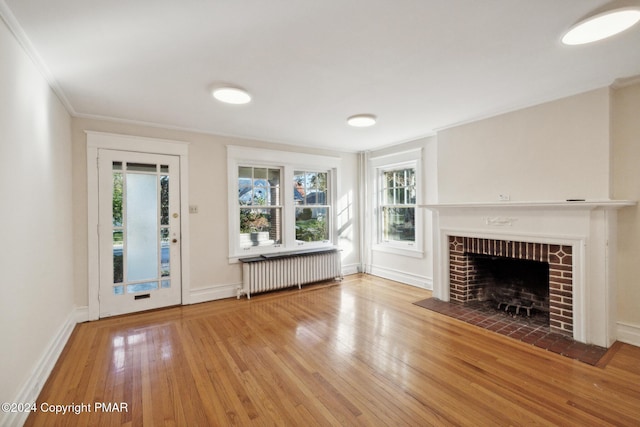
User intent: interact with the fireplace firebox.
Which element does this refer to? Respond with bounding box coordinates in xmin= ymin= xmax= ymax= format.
xmin=449 ymin=236 xmax=573 ymax=335
xmin=470 ymin=254 xmax=549 ymax=317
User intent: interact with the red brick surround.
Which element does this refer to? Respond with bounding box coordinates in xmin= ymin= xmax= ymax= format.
xmin=449 ymin=236 xmax=573 ymax=335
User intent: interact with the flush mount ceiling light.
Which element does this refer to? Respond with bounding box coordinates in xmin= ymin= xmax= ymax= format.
xmin=212 ymin=87 xmax=252 ymax=104
xmin=347 ymin=114 xmax=377 ymax=127
xmin=562 ymin=6 xmax=640 ymax=45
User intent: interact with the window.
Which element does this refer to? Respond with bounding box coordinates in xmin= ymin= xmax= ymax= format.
xmin=294 ymin=171 xmax=330 ymax=243
xmin=381 ymin=168 xmax=416 ymax=243
xmin=238 ymin=167 xmax=282 ymax=248
xmin=228 ymin=146 xmax=340 ymax=259
xmin=370 ymin=148 xmax=423 ymax=257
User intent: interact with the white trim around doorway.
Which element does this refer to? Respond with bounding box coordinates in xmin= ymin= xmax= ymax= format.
xmin=86 ymin=131 xmax=191 ymax=321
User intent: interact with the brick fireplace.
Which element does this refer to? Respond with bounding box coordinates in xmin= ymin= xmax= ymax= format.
xmin=448 ymin=236 xmax=573 ymax=335
xmin=425 ymin=200 xmax=635 ymax=348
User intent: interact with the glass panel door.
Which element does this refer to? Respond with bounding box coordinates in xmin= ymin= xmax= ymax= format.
xmin=98 ymin=150 xmax=181 ymax=317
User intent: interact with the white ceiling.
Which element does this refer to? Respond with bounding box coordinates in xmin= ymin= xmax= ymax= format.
xmin=3 ymin=0 xmax=640 ymax=151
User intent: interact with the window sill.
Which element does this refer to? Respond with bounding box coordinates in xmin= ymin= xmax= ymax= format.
xmin=372 ymin=243 xmax=424 ymax=259
xmin=230 ymin=243 xmax=338 ymax=264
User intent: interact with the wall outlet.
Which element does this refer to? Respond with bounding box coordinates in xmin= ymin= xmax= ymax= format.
xmin=189 ymin=205 xmax=199 ymax=214
xmin=498 ymin=194 xmax=510 ymax=201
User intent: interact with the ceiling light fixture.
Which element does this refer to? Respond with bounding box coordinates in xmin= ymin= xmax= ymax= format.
xmin=212 ymin=87 xmax=252 ymax=104
xmin=562 ymin=6 xmax=640 ymax=45
xmin=347 ymin=114 xmax=377 ymax=127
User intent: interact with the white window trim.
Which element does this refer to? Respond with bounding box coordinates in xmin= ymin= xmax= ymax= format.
xmin=227 ymin=145 xmax=341 ymax=261
xmin=370 ymin=148 xmax=423 ymax=258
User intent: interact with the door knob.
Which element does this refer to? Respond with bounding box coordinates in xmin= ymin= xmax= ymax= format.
xmin=172 ymin=238 xmax=178 ymax=243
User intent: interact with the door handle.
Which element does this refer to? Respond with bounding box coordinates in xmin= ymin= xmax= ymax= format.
xmin=172 ymin=238 xmax=178 ymax=243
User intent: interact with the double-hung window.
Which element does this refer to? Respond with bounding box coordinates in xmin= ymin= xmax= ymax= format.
xmin=228 ymin=146 xmax=339 ymax=259
xmin=381 ymin=167 xmax=416 ymax=243
xmin=370 ymin=148 xmax=423 ymax=257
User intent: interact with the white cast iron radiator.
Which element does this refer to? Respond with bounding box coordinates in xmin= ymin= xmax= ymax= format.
xmin=238 ymin=249 xmax=342 ymax=299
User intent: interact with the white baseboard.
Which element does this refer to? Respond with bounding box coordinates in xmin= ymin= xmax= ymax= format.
xmin=617 ymin=321 xmax=640 ymax=347
xmin=2 ymin=310 xmax=77 ymax=427
xmin=189 ymin=282 xmax=240 ymax=304
xmin=342 ymin=263 xmax=360 ymax=276
xmin=75 ymin=305 xmax=89 ymax=323
xmin=368 ymin=265 xmax=433 ymax=290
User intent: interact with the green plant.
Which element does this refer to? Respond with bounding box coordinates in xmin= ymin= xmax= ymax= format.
xmin=240 ymin=210 xmax=270 ymax=233
xmin=295 ymin=217 xmax=327 ymax=242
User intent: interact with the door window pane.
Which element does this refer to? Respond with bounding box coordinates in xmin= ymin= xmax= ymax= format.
xmin=127 ymin=281 xmax=159 ymax=293
xmin=160 ymin=175 xmax=169 ymax=225
xmin=161 ymin=228 xmax=170 ymax=277
xmin=126 ymin=173 xmax=159 ymax=281
xmin=113 ymin=172 xmax=123 ymax=227
xmin=113 ymin=230 xmax=123 ymax=283
xmin=127 ymin=162 xmax=157 ymax=173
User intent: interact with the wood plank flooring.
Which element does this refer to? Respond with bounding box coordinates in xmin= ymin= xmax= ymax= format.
xmin=26 ymin=274 xmax=640 ymax=426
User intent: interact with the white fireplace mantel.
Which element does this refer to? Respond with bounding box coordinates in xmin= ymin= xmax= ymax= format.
xmin=424 ymin=199 xmax=636 ymax=348
xmin=421 ymin=199 xmax=636 ymax=210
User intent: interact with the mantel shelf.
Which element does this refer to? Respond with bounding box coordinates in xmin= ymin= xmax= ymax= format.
xmin=420 ymin=200 xmax=636 ymax=210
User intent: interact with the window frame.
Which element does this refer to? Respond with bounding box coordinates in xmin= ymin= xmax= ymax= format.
xmin=227 ymin=146 xmax=340 ymax=261
xmin=294 ymin=170 xmax=332 ymax=244
xmin=238 ymin=166 xmax=284 ymax=249
xmin=370 ymin=149 xmax=423 ymax=258
xmin=380 ymin=167 xmax=416 ymax=243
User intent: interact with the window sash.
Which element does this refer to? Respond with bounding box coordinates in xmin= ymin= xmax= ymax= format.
xmin=380 ymin=166 xmax=416 ymax=244
xmin=238 ymin=166 xmax=283 ymax=248
xmin=381 ymin=206 xmax=415 ymax=242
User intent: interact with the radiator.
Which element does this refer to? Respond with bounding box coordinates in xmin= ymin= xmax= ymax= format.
xmin=239 ymin=250 xmax=342 ymax=299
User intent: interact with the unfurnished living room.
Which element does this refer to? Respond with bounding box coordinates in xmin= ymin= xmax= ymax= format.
xmin=2 ymin=1 xmax=640 ymax=426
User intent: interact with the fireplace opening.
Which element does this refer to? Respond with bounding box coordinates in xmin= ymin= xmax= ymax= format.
xmin=449 ymin=236 xmax=573 ymax=335
xmin=469 ymin=254 xmax=550 ymax=320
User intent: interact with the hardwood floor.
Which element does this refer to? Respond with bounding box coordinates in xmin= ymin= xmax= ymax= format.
xmin=27 ymin=274 xmax=640 ymax=426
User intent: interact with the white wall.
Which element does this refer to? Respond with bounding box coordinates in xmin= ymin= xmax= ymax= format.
xmin=437 ymin=88 xmax=611 ymax=203
xmin=365 ymin=88 xmax=614 ymax=293
xmin=612 ymin=79 xmax=640 ymax=344
xmin=71 ymin=118 xmax=360 ymax=309
xmin=0 ymin=14 xmax=74 ymax=422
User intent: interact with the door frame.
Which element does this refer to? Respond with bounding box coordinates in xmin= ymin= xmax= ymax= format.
xmin=87 ymin=131 xmax=190 ymax=321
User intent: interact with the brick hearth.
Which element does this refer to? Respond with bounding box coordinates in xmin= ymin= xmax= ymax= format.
xmin=449 ymin=236 xmax=573 ymax=335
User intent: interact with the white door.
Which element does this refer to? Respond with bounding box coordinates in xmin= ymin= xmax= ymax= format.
xmin=98 ymin=149 xmax=182 ymax=317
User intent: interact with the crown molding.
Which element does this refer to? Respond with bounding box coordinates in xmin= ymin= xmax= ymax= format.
xmin=611 ymin=74 xmax=640 ymax=89
xmin=0 ymin=0 xmax=75 ymax=115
